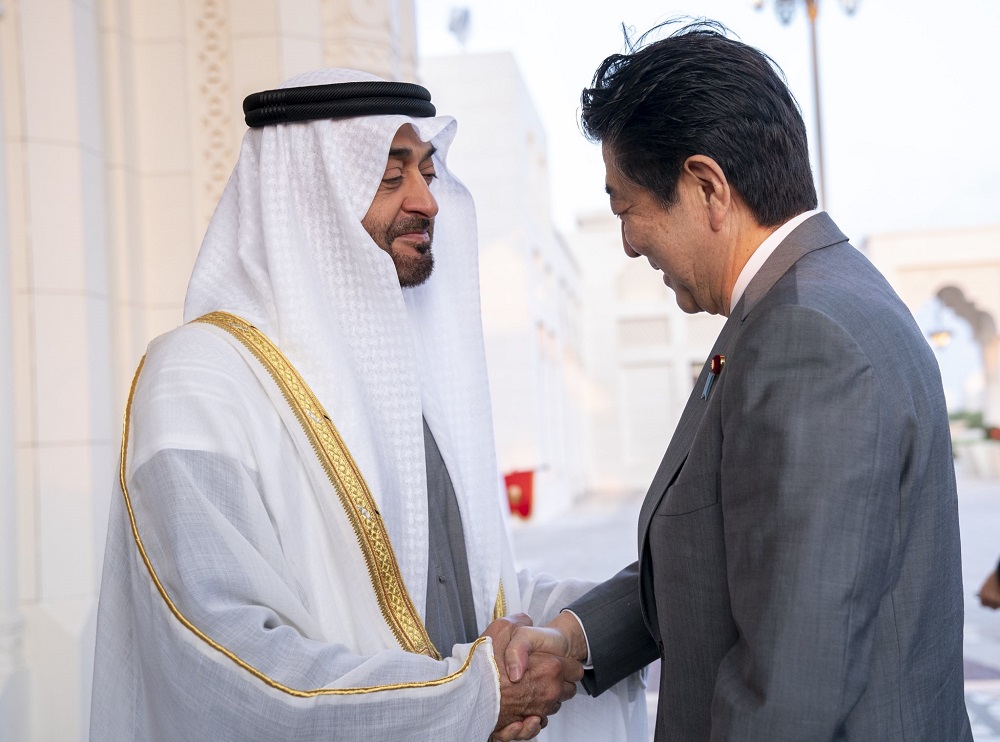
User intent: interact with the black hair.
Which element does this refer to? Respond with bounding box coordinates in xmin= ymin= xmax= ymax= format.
xmin=581 ymin=20 xmax=818 ymax=226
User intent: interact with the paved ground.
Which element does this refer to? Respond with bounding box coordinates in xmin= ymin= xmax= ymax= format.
xmin=956 ymin=466 xmax=1000 ymax=741
xmin=509 ymin=463 xmax=1000 ymax=739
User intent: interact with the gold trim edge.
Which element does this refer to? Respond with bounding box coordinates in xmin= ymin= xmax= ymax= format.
xmin=194 ymin=312 xmax=438 ymax=659
xmin=115 ymin=322 xmax=492 ymax=696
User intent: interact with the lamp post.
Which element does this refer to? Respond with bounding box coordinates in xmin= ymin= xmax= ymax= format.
xmin=752 ymin=0 xmax=859 ymax=210
xmin=448 ymin=7 xmax=471 ymax=51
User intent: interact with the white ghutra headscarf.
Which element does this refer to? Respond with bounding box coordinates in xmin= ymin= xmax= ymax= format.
xmin=183 ymin=68 xmax=505 ymax=631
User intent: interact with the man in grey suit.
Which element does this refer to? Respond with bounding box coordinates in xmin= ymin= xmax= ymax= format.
xmin=506 ymin=21 xmax=972 ymax=741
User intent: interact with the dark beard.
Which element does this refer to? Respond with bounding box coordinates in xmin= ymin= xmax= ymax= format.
xmin=386 ymin=217 xmax=435 ymax=287
xmin=392 ymin=249 xmax=434 ymax=287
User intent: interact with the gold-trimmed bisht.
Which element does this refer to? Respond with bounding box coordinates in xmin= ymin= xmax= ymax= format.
xmin=116 ymin=311 xmax=505 ymax=696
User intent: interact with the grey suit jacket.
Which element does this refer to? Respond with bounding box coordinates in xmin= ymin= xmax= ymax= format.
xmin=570 ymin=213 xmax=972 ymax=741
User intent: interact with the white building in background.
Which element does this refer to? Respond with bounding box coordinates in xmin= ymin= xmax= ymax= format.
xmin=565 ymin=211 xmax=726 ymax=494
xmin=865 ymin=225 xmax=1000 ymax=425
xmin=561 ymin=214 xmax=1000 ymax=492
xmin=420 ymin=53 xmax=587 ymax=521
xmin=0 ymin=2 xmax=418 ymax=739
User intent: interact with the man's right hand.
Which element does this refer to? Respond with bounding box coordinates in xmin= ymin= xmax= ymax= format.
xmin=483 ymin=614 xmax=583 ymax=741
xmin=504 ymin=612 xmax=589 ymax=683
xmin=980 ymin=568 xmax=1000 ymax=609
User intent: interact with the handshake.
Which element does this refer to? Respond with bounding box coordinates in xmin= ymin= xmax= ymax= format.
xmin=483 ymin=611 xmax=590 ymax=741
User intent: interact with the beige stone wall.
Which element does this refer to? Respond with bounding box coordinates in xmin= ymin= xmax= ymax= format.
xmin=0 ymin=1 xmax=416 ymax=739
xmin=1 ymin=3 xmax=116 ymax=739
xmin=0 ymin=9 xmax=28 ymax=737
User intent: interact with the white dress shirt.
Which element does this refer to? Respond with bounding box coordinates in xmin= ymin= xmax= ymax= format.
xmin=729 ymin=209 xmax=820 ymax=314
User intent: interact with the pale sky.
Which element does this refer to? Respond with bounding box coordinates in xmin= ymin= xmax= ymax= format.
xmin=416 ymin=0 xmax=1000 ymax=242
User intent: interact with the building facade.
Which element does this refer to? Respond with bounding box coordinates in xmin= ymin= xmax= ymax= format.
xmin=865 ymin=226 xmax=1000 ymax=477
xmin=866 ymin=226 xmax=1000 ymax=424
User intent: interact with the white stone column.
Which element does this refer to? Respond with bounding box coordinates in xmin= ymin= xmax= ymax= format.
xmin=8 ymin=0 xmax=116 ymax=739
xmin=0 ymin=5 xmax=28 ymax=738
xmin=323 ymin=0 xmax=418 ymax=81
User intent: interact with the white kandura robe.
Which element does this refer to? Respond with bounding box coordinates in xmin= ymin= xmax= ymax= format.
xmin=90 ymin=67 xmax=647 ymax=741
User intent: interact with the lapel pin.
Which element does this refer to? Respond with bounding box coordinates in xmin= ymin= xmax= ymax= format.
xmin=701 ymin=354 xmax=726 ymax=400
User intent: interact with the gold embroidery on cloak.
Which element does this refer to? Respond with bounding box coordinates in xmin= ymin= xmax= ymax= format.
xmin=115 ymin=318 xmax=503 ymax=697
xmin=193 ymin=311 xmax=438 ymax=659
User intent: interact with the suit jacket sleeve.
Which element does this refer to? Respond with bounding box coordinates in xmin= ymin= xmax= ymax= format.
xmin=566 ymin=561 xmax=659 ymax=696
xmin=712 ymin=303 xmax=895 ymax=739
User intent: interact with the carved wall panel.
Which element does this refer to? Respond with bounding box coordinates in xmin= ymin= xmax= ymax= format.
xmin=322 ymin=0 xmax=417 ymax=81
xmin=190 ymin=0 xmax=236 ymax=231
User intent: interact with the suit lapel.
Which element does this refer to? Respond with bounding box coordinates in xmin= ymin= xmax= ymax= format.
xmin=636 ymin=303 xmax=745 ymax=541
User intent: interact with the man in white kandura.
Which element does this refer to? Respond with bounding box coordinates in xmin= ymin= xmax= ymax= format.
xmin=89 ymin=68 xmax=647 ymax=742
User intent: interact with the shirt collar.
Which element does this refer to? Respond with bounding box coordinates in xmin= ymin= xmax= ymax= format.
xmin=729 ymin=209 xmax=821 ymax=315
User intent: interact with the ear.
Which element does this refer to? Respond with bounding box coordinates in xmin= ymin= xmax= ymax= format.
xmin=682 ymin=155 xmax=730 ymax=231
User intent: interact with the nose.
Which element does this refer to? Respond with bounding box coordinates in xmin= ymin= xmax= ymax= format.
xmin=621 ymin=222 xmax=640 ymax=258
xmin=402 ymin=175 xmax=439 ymax=219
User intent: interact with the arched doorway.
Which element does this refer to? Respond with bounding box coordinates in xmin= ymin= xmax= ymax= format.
xmin=866 ymin=227 xmax=1000 ymax=429
xmin=937 ymin=285 xmax=999 ymax=422
xmin=916 ymin=286 xmax=998 ymax=420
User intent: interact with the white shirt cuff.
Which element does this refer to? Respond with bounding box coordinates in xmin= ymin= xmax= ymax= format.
xmin=560 ymin=609 xmax=593 ymax=669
